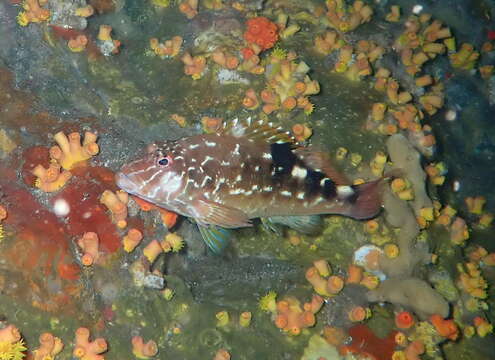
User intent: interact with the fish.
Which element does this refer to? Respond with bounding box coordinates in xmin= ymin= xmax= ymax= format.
xmin=116 ymin=118 xmax=384 ymax=253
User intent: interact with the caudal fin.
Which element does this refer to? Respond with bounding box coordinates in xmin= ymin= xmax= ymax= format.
xmin=346 ymin=179 xmax=384 ymax=220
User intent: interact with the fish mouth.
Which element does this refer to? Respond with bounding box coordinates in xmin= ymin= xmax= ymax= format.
xmin=115 ymin=172 xmax=138 ymax=194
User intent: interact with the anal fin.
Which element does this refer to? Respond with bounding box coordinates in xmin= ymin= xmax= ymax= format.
xmin=265 ymin=215 xmax=323 ymax=235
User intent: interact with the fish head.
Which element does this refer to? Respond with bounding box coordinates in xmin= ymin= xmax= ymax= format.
xmin=115 ymin=141 xmax=185 ymax=206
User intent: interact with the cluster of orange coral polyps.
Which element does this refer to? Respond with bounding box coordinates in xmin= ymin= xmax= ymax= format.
xmin=77 ymin=232 xmax=100 ymax=266
xmin=150 ymin=36 xmax=183 ymax=57
xmin=49 ymin=131 xmax=99 ymax=170
xmin=75 ymin=5 xmax=94 ymax=17
xmin=314 ymin=31 xmax=343 ymax=55
xmin=32 ymin=163 xmax=72 ymax=192
xmin=68 ymin=35 xmax=88 ymax=52
xmin=181 ymin=52 xmax=206 ymax=79
xmin=33 ymin=332 xmax=64 ymax=360
xmin=17 ymin=0 xmax=50 ymax=26
xmin=404 ymin=340 xmax=425 ymax=360
xmin=450 ymin=216 xmax=469 ymax=245
xmin=99 ymin=190 xmax=129 ymax=228
xmin=131 ymin=336 xmax=158 ymax=359
xmin=305 ymin=266 xmax=344 ymax=296
xmin=73 ymin=327 xmax=108 ymax=360
xmin=457 ymin=262 xmax=488 ymax=299
xmin=325 ymin=0 xmax=373 ymax=33
xmin=465 ymin=196 xmax=486 ymax=215
xmin=211 ymin=50 xmax=239 ymax=70
xmin=292 ymin=123 xmax=312 ymax=142
xmin=430 ymin=314 xmax=459 ymax=341
xmin=449 ymin=43 xmax=479 ymax=70
xmin=242 ymin=88 xmax=259 ymax=110
xmin=274 ymin=296 xmax=318 ymax=335
xmin=0 ymin=324 xmax=21 ymax=343
xmin=97 ymin=25 xmax=121 ymax=54
xmin=395 ymin=15 xmax=451 ymax=75
xmin=201 ymin=116 xmax=223 ymax=133
xmin=178 ymin=0 xmax=198 ymax=19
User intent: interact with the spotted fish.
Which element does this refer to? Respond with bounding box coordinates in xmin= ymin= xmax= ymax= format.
xmin=116 ymin=119 xmax=384 ymax=253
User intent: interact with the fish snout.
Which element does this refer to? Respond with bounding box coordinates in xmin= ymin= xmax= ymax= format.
xmin=115 ymin=172 xmax=137 ymax=194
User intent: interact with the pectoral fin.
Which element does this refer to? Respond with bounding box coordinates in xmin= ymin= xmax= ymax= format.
xmin=197 ymin=223 xmax=234 ymax=255
xmin=192 ymin=199 xmax=252 ymax=228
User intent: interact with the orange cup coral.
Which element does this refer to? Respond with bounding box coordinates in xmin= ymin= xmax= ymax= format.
xmin=100 ymin=190 xmax=129 ymax=228
xmin=123 ymin=228 xmax=143 ymax=253
xmin=73 ymin=327 xmax=108 ymax=360
xmin=32 ymin=163 xmax=72 ymax=192
xmin=143 ymin=239 xmax=163 ymax=263
xmin=33 ymin=332 xmax=64 ymax=360
xmin=49 ymin=131 xmax=99 ymax=170
xmin=348 ymin=306 xmax=368 ymax=322
xmin=131 ymin=336 xmax=158 ymax=359
xmin=77 ymin=232 xmax=100 ymax=266
xmin=68 ymin=35 xmax=89 ymax=52
xmin=0 ymin=324 xmax=21 ymax=343
xmin=430 ymin=314 xmax=459 ymax=341
xmin=395 ymin=311 xmax=415 ymax=329
xmin=243 ymin=17 xmax=279 ymax=51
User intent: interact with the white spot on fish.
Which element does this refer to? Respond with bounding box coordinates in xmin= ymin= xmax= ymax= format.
xmin=201 ymin=156 xmax=214 ymax=166
xmin=297 ymin=192 xmax=305 ymax=200
xmin=189 ymin=144 xmax=200 ymax=149
xmin=220 ymin=160 xmax=231 ymax=166
xmin=255 ymin=166 xmax=260 ymax=171
xmin=229 ymin=188 xmax=243 ymax=195
xmin=187 ymin=166 xmax=195 ymax=171
xmin=292 ymin=166 xmax=308 ymax=179
xmin=337 ymin=185 xmax=354 ymax=197
xmin=263 ymin=186 xmax=273 ymax=192
xmin=281 ymin=190 xmax=292 ymax=197
xmin=200 ymin=176 xmax=212 ymax=187
xmin=191 ymin=158 xmax=197 ymax=163
xmin=251 ymin=185 xmax=259 ymax=190
xmin=244 ymin=190 xmax=253 ymax=196
xmin=320 ymin=178 xmax=329 ymax=186
xmin=233 ymin=144 xmax=240 ymax=155
xmin=262 ymin=153 xmax=272 ymax=160
xmin=235 ymin=174 xmax=242 ymax=182
xmin=205 ymin=141 xmax=217 ymax=147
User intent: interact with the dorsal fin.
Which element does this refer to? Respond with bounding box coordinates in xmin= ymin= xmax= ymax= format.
xmin=220 ymin=117 xmax=295 ymax=144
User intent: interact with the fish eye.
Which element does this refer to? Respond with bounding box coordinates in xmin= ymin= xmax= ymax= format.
xmin=157 ymin=155 xmax=172 ymax=166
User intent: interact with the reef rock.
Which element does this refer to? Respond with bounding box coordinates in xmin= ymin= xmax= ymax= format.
xmin=366 ymin=278 xmax=449 ymax=320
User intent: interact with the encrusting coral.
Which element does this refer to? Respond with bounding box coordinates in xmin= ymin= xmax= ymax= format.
xmin=49 ymin=131 xmax=99 ymax=170
xmin=73 ymin=327 xmax=107 ymax=360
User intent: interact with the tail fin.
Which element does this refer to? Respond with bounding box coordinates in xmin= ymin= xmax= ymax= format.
xmin=346 ymin=179 xmax=384 ymax=220
xmin=346 ymin=169 xmax=404 ymax=219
